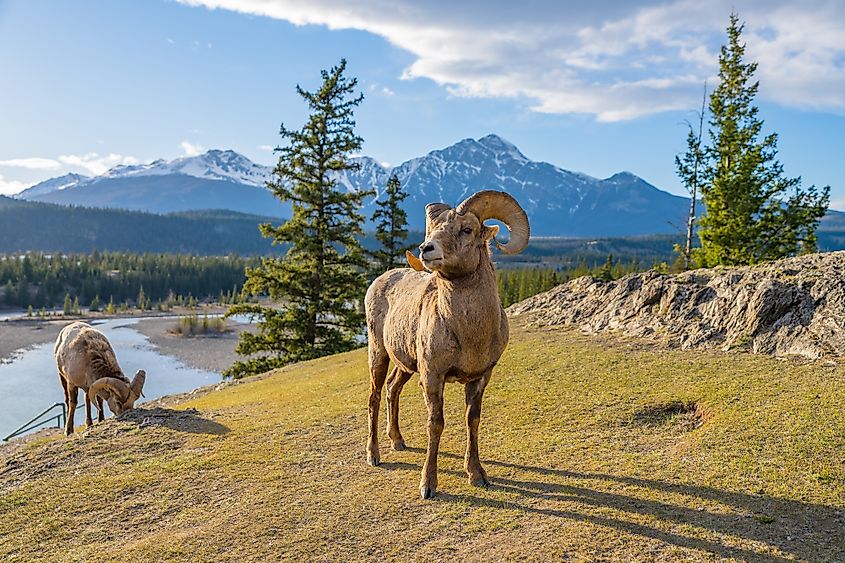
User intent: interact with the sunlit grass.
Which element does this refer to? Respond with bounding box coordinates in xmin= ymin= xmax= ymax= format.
xmin=1 ymin=319 xmax=843 ymax=560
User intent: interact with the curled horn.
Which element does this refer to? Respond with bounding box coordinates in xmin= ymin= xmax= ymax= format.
xmin=130 ymin=369 xmax=146 ymax=399
xmin=88 ymin=377 xmax=131 ymax=404
xmin=456 ymin=190 xmax=530 ymax=255
xmin=425 ymin=203 xmax=451 ymax=237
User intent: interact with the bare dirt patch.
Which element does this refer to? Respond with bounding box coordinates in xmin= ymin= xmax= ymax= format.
xmin=629 ymin=401 xmax=708 ymax=432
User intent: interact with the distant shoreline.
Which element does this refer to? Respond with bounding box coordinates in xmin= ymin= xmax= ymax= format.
xmin=0 ymin=306 xmax=250 ymax=374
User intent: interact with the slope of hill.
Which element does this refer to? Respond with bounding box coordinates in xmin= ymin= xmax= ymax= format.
xmin=0 ymin=196 xmax=279 ymax=255
xmin=21 ymin=136 xmax=691 ymax=236
xmin=0 ymin=319 xmax=842 ymax=560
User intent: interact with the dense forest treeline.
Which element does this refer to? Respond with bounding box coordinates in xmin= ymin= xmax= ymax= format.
xmin=0 ymin=196 xmax=281 ymax=255
xmin=0 ymin=251 xmax=644 ymax=311
xmin=0 ymin=252 xmax=259 ymax=309
xmin=5 ymin=195 xmax=845 ymax=262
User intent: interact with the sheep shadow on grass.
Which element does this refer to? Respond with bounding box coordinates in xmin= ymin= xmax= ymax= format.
xmin=380 ymin=449 xmax=844 ymax=562
xmin=119 ymin=407 xmax=229 ymax=435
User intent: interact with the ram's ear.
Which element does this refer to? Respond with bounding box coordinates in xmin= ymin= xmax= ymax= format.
xmin=406 ymin=250 xmax=426 ymax=272
xmin=481 ymin=224 xmax=500 ymax=241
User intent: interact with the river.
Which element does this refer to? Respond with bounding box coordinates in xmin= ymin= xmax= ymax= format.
xmin=0 ymin=317 xmax=220 ymax=439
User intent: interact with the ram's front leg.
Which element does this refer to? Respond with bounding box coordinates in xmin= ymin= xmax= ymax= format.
xmin=465 ymin=371 xmax=491 ymax=487
xmin=420 ymin=372 xmax=445 ymax=499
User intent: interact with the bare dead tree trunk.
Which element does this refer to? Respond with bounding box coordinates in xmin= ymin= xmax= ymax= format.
xmin=684 ymin=82 xmax=708 ymax=270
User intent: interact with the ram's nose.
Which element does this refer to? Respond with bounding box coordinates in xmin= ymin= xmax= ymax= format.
xmin=419 ymin=242 xmax=435 ymax=254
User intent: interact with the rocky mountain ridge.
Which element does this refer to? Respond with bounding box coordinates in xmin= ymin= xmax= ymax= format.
xmin=508 ymin=251 xmax=845 ymax=360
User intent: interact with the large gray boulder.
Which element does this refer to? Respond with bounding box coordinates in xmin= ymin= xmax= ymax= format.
xmin=507 ymin=251 xmax=845 ymax=359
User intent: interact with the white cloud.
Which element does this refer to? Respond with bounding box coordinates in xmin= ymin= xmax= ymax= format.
xmin=257 ymin=144 xmax=275 ymax=152
xmin=57 ymin=153 xmax=139 ymax=176
xmin=0 ymin=157 xmax=61 ymax=170
xmin=178 ymin=0 xmax=845 ymax=120
xmin=0 ymin=174 xmax=28 ymax=196
xmin=381 ymin=86 xmax=395 ymax=96
xmin=179 ymin=141 xmax=205 ymax=156
xmin=0 ymin=152 xmax=139 ymax=190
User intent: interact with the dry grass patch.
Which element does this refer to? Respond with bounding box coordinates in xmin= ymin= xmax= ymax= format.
xmin=1 ymin=319 xmax=843 ymax=561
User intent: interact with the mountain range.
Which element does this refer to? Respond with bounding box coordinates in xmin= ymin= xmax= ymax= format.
xmin=18 ymin=135 xmax=691 ymax=237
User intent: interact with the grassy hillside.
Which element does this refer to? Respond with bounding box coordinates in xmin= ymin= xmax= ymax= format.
xmin=1 ymin=320 xmax=843 ymax=560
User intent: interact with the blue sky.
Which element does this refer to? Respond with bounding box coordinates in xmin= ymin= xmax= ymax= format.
xmin=0 ymin=0 xmax=843 ymax=206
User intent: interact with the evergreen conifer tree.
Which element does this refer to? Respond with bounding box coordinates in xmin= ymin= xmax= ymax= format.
xmin=227 ymin=59 xmax=372 ymax=378
xmin=695 ymin=13 xmax=829 ymax=266
xmin=598 ymin=254 xmax=614 ymax=281
xmin=369 ymin=174 xmax=413 ymax=274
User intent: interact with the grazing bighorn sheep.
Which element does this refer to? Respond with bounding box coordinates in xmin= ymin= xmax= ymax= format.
xmin=55 ymin=321 xmax=146 ymax=435
xmin=365 ymin=190 xmax=529 ymax=499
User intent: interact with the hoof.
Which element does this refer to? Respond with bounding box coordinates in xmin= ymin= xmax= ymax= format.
xmin=391 ymin=439 xmax=407 ymax=451
xmin=420 ymin=476 xmax=438 ymax=499
xmin=469 ymin=474 xmax=491 ymax=488
xmin=367 ymin=453 xmax=380 ymax=467
xmin=420 ymin=484 xmax=437 ymax=499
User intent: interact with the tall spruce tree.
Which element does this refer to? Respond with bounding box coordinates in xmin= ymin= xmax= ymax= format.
xmin=695 ymin=13 xmax=829 ymax=267
xmin=226 ymin=59 xmax=372 ymax=378
xmin=369 ymin=174 xmax=413 ymax=274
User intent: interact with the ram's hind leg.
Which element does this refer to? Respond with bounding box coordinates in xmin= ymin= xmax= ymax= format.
xmin=366 ymin=348 xmax=389 ymax=466
xmin=385 ymin=367 xmax=413 ymax=451
xmin=84 ymin=391 xmax=93 ymax=428
xmin=65 ymin=385 xmax=78 ymax=436
xmin=464 ymin=371 xmax=491 ymax=487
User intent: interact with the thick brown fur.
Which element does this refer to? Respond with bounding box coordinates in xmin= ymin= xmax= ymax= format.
xmin=54 ymin=321 xmax=145 ymax=435
xmin=365 ymin=204 xmax=514 ymax=499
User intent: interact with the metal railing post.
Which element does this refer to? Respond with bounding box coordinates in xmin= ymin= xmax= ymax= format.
xmin=3 ymin=402 xmax=66 ymax=441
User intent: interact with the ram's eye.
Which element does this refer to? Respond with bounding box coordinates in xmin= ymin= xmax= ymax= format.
xmin=461 ymin=227 xmax=473 ymax=235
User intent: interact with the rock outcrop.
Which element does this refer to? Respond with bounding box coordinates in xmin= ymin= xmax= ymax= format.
xmin=507 ymin=251 xmax=845 ymax=359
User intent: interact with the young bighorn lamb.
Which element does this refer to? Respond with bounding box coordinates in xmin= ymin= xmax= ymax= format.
xmin=55 ymin=321 xmax=146 ymax=435
xmin=365 ymin=190 xmax=529 ymax=499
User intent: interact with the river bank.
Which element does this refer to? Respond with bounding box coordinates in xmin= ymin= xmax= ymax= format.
xmin=0 ymin=307 xmax=248 ymax=373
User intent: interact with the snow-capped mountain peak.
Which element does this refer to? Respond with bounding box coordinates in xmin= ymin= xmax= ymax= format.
xmin=94 ymin=150 xmax=272 ymax=187
xmin=16 ymin=173 xmax=90 ymax=199
xmin=19 ymin=135 xmax=689 ymax=237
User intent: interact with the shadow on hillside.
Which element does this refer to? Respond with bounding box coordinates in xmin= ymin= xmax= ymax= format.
xmin=120 ymin=407 xmax=229 ymax=435
xmin=382 ymin=449 xmax=844 ymax=561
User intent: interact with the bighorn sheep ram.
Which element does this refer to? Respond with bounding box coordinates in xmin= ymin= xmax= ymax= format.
xmin=55 ymin=321 xmax=146 ymax=435
xmin=365 ymin=190 xmax=529 ymax=499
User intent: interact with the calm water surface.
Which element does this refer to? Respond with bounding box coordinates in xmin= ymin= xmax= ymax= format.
xmin=0 ymin=318 xmax=220 ymax=438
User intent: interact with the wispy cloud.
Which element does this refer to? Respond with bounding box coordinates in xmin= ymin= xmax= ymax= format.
xmin=0 ymin=152 xmax=138 ymax=190
xmin=0 ymin=157 xmax=61 ymax=170
xmin=179 ymin=141 xmax=205 ymax=156
xmin=57 ymin=153 xmax=139 ymax=175
xmin=257 ymin=144 xmax=275 ymax=152
xmin=178 ymin=0 xmax=845 ymax=120
xmin=0 ymin=174 xmax=28 ymax=196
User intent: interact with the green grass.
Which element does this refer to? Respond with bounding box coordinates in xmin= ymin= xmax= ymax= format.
xmin=1 ymin=320 xmax=843 ymax=561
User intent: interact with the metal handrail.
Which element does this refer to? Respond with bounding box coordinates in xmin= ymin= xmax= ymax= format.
xmin=3 ymin=401 xmax=84 ymax=442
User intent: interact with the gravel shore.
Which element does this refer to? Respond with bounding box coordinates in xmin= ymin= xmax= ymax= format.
xmin=0 ymin=320 xmax=64 ymax=363
xmin=133 ymin=317 xmax=254 ymax=374
xmin=0 ymin=310 xmax=251 ymax=374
